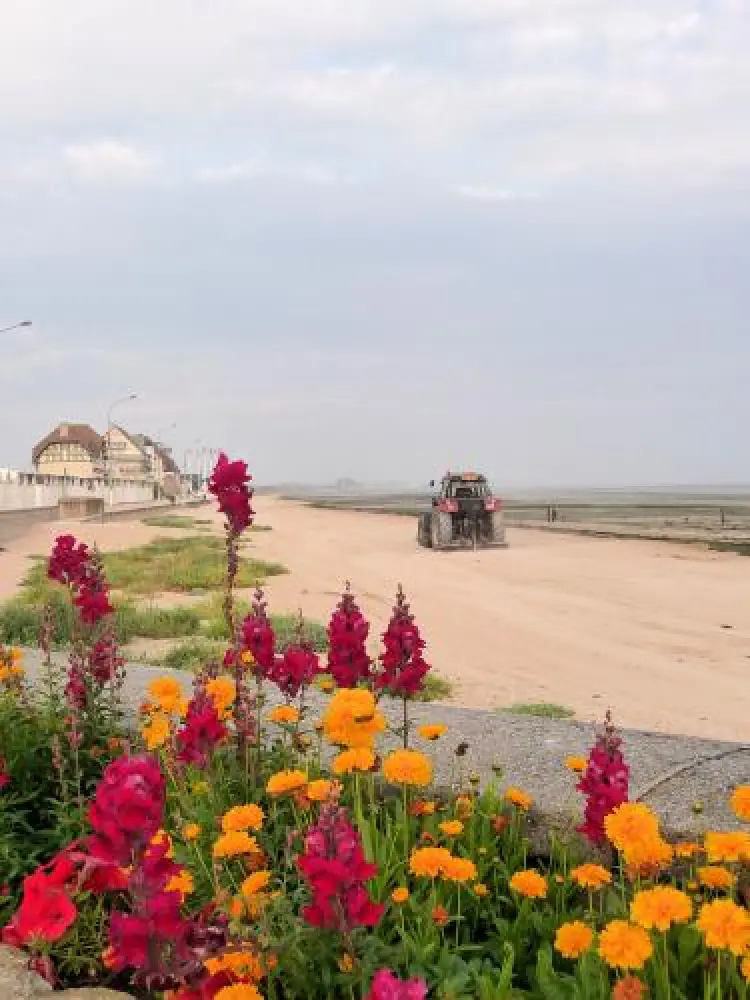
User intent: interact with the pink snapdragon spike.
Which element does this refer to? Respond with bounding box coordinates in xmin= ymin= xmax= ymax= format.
xmin=576 ymin=710 xmax=629 ymax=845
xmin=327 ymin=582 xmax=373 ymax=688
xmin=364 ymin=969 xmax=429 ymax=1000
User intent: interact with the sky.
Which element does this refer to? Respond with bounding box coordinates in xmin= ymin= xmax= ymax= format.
xmin=1 ymin=0 xmax=748 ymax=488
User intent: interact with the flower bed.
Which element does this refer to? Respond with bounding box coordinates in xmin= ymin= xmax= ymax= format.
xmin=1 ymin=452 xmax=749 ymax=999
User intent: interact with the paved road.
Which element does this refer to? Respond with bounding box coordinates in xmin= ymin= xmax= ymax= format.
xmin=20 ymin=648 xmax=749 ymax=840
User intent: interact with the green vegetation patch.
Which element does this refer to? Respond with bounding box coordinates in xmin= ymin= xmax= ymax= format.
xmin=499 ymin=701 xmax=575 ymax=719
xmin=141 ymin=514 xmax=213 ymax=530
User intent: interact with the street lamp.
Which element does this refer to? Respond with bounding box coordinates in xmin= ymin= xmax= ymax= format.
xmin=105 ymin=393 xmax=138 ymax=509
xmin=0 ymin=320 xmax=32 ymax=334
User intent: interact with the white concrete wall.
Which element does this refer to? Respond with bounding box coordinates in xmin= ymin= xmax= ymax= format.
xmin=0 ymin=478 xmax=155 ymax=511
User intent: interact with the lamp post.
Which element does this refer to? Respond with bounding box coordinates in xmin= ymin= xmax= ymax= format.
xmin=0 ymin=320 xmax=32 ymax=334
xmin=105 ymin=393 xmax=138 ymax=509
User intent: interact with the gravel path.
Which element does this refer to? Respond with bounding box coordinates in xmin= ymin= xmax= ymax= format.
xmin=20 ymin=648 xmax=749 ymax=840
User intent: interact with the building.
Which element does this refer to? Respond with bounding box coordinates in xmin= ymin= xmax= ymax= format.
xmin=102 ymin=425 xmax=151 ymax=481
xmin=31 ymin=423 xmax=104 ymax=478
xmin=134 ymin=435 xmax=183 ymax=499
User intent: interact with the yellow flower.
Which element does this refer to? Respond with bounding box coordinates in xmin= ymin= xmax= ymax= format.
xmin=409 ymin=846 xmax=453 ymax=878
xmin=504 ymin=787 xmax=533 ymax=810
xmin=474 ymin=883 xmax=489 ymax=897
xmin=322 ymin=688 xmax=385 ymax=748
xmin=205 ymin=676 xmax=236 ymax=717
xmin=221 ymin=804 xmax=265 ymax=834
xmin=192 ymin=780 xmax=210 ymax=795
xmin=266 ymin=769 xmax=307 ymax=796
xmin=441 ymin=856 xmax=477 ymax=883
xmin=598 ymin=921 xmax=653 ymax=970
xmin=240 ymin=650 xmax=255 ymax=668
xmin=241 ymin=871 xmax=272 ymax=898
xmin=439 ymin=820 xmax=464 ymax=837
xmin=212 ymin=831 xmax=260 ymax=859
xmin=704 ymin=830 xmax=750 ymax=864
xmin=630 ymin=887 xmax=692 ymax=932
xmin=214 ymin=984 xmax=262 ymax=1000
xmin=730 ymin=785 xmax=750 ymax=823
xmin=332 ymin=747 xmax=375 ymax=775
xmin=338 ymin=954 xmax=355 ymax=974
xmin=183 ymin=822 xmax=201 ymax=841
xmin=418 ymin=724 xmax=447 ymax=741
xmin=698 ymin=866 xmax=736 ymax=891
xmin=165 ymin=869 xmax=194 ymax=899
xmin=141 ymin=713 xmax=170 ymax=751
xmin=509 ymin=870 xmax=547 ymax=899
xmin=554 ymin=920 xmax=594 ymax=960
xmin=391 ymin=887 xmax=410 ymax=904
xmin=697 ymin=899 xmax=750 ymax=955
xmin=268 ymin=705 xmax=300 ymax=725
xmin=147 ymin=676 xmax=184 ymax=714
xmin=570 ymin=863 xmax=612 ymax=891
xmin=564 ymin=755 xmax=587 ymax=773
xmin=383 ymin=749 xmax=433 ymax=787
xmin=306 ymin=779 xmax=333 ymax=802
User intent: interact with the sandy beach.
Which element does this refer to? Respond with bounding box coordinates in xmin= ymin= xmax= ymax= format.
xmin=1 ymin=497 xmax=749 ymax=741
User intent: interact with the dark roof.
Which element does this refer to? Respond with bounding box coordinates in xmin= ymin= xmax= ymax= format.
xmin=32 ymin=423 xmax=104 ymax=464
xmin=135 ymin=434 xmax=181 ymax=476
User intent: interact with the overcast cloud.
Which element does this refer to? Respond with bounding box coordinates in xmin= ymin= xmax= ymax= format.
xmin=1 ymin=0 xmax=748 ymax=487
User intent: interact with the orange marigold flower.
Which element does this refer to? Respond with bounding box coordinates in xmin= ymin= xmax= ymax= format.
xmin=630 ymin=887 xmax=692 ymax=932
xmin=306 ymin=779 xmax=333 ymax=802
xmin=338 ymin=954 xmax=355 ymax=974
xmin=141 ymin=713 xmax=170 ymax=751
xmin=391 ymin=887 xmax=409 ymax=904
xmin=504 ymin=787 xmax=533 ymax=810
xmin=730 ymin=785 xmax=750 ymax=823
xmin=165 ymin=869 xmax=194 ymax=899
xmin=598 ymin=920 xmax=653 ymax=970
xmin=564 ymin=755 xmax=587 ymax=773
xmin=266 ymin=769 xmax=307 ymax=796
xmin=151 ymin=830 xmax=174 ymax=857
xmin=431 ymin=904 xmax=450 ymax=927
xmin=322 ymin=688 xmax=385 ymax=748
xmin=241 ymin=871 xmax=272 ymax=898
xmin=214 ymin=984 xmax=262 ymax=1000
xmin=205 ymin=950 xmax=265 ymax=980
xmin=474 ymin=882 xmax=489 ymax=897
xmin=147 ymin=676 xmax=184 ymax=714
xmin=439 ymin=820 xmax=464 ymax=837
xmin=696 ymin=898 xmax=750 ymax=955
xmin=674 ymin=841 xmax=702 ymax=859
xmin=268 ymin=705 xmax=300 ymax=725
xmin=698 ymin=866 xmax=736 ymax=890
xmin=441 ymin=856 xmax=477 ymax=883
xmin=383 ymin=749 xmax=433 ymax=787
xmin=509 ymin=870 xmax=547 ymax=899
xmin=212 ymin=831 xmax=260 ymax=859
xmin=570 ymin=863 xmax=612 ymax=891
xmin=221 ymin=804 xmax=265 ymax=834
xmin=612 ymin=976 xmax=648 ymax=1000
xmin=604 ymin=803 xmax=661 ymax=856
xmin=409 ymin=846 xmax=453 ymax=878
xmin=418 ymin=724 xmax=447 ymax=741
xmin=332 ymin=747 xmax=375 ymax=775
xmin=455 ymin=794 xmax=474 ymax=818
xmin=554 ymin=920 xmax=594 ymax=960
xmin=704 ymin=830 xmax=750 ymax=864
xmin=411 ymin=799 xmax=436 ymax=817
xmin=205 ymin=676 xmax=236 ymax=717
xmin=183 ymin=822 xmax=201 ymax=841
xmin=742 ymin=954 xmax=750 ymax=983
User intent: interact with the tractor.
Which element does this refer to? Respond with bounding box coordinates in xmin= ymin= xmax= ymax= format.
xmin=417 ymin=471 xmax=507 ymax=550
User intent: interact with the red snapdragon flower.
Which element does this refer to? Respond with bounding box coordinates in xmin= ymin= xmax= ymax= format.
xmin=88 ymin=755 xmax=166 ymax=864
xmin=365 ymin=969 xmax=428 ymax=1000
xmin=374 ymin=586 xmax=431 ymax=697
xmin=576 ymin=711 xmax=630 ymax=845
xmin=271 ymin=640 xmax=321 ymax=699
xmin=208 ymin=453 xmax=254 ymax=535
xmin=240 ymin=587 xmax=277 ymax=678
xmin=176 ymin=695 xmax=228 ymax=769
xmin=88 ymin=634 xmax=124 ymax=685
xmin=1 ymin=853 xmax=77 ymax=947
xmin=74 ymin=584 xmax=115 ymax=625
xmin=48 ymin=534 xmax=91 ymax=587
xmin=297 ymin=803 xmax=384 ymax=933
xmin=326 ymin=584 xmax=373 ymax=688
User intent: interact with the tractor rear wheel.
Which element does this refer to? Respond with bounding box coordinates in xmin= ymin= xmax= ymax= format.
xmin=430 ymin=511 xmax=452 ymax=550
xmin=492 ymin=512 xmax=507 ymax=546
xmin=417 ymin=514 xmax=431 ymax=547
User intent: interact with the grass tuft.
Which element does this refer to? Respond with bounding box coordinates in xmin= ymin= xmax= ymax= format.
xmin=498 ymin=702 xmax=575 ymax=720
xmin=413 ymin=673 xmax=454 ymax=702
xmin=141 ymin=515 xmax=213 ymax=530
